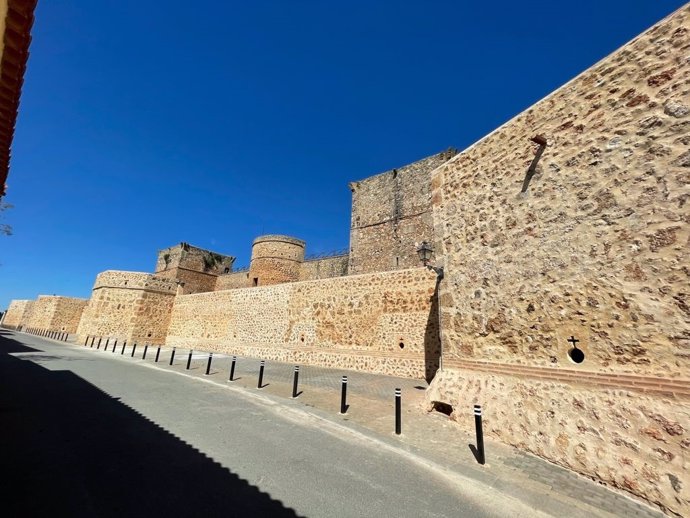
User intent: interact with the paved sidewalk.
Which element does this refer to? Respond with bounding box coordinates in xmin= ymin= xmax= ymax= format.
xmin=64 ymin=336 xmax=666 ymax=517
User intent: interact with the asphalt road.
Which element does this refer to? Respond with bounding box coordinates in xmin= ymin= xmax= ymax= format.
xmin=0 ymin=330 xmax=544 ymax=518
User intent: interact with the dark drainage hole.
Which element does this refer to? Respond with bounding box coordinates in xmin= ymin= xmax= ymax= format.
xmin=568 ymin=347 xmax=585 ymax=364
xmin=432 ymin=401 xmax=453 ymax=416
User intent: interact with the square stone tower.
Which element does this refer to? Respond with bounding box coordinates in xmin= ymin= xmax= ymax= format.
xmin=154 ymin=242 xmax=235 ymax=294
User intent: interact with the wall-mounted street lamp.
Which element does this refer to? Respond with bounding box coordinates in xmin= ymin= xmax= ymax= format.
xmin=416 ymin=241 xmax=444 ymax=280
xmin=416 ymin=241 xmax=444 ymax=372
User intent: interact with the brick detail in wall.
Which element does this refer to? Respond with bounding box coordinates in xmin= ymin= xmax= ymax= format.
xmin=444 ymin=360 xmax=690 ymax=398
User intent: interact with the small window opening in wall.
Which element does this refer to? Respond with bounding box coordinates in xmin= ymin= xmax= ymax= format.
xmin=432 ymin=401 xmax=453 ymax=416
xmin=124 ymin=281 xmax=128 ymax=285
xmin=395 ymin=256 xmax=399 ymax=267
xmin=253 ymin=277 xmax=258 ymax=287
xmin=300 ymin=335 xmax=305 ymax=343
xmin=566 ymin=335 xmax=585 ymax=364
xmin=147 ymin=332 xmax=152 ymax=338
xmin=224 ymin=267 xmax=230 ymax=274
xmin=398 ymin=341 xmax=405 ymax=349
xmin=568 ymin=347 xmax=585 ymax=363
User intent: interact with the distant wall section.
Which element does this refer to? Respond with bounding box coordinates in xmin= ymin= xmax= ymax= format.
xmin=1 ymin=299 xmax=32 ymax=329
xmin=76 ymin=271 xmax=177 ymax=344
xmin=348 ymin=150 xmax=457 ymax=275
xmin=298 ymin=254 xmax=349 ymax=281
xmin=154 ymin=242 xmax=235 ymax=294
xmin=166 ymin=268 xmax=440 ymax=379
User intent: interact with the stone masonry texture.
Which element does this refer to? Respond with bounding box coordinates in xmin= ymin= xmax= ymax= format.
xmin=2 ymin=299 xmax=32 ymax=329
xmin=348 ymin=149 xmax=457 ymax=275
xmin=23 ymin=295 xmax=87 ymax=333
xmin=166 ymin=267 xmax=441 ymax=380
xmin=154 ymin=242 xmax=235 ymax=295
xmin=3 ymin=5 xmax=689 ymax=515
xmin=427 ymin=5 xmax=690 ymax=516
xmin=75 ymin=271 xmax=177 ymax=345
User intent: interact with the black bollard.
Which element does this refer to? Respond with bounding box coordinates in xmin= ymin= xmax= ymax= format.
xmin=186 ymin=349 xmax=193 ymax=370
xmin=169 ymin=347 xmax=176 ymax=365
xmin=395 ymin=388 xmax=402 ymax=435
xmin=105 ymin=338 xmax=110 ymax=351
xmin=292 ymin=366 xmax=300 ymax=398
xmin=97 ymin=337 xmax=102 ymax=349
xmin=142 ymin=344 xmax=149 ymax=360
xmin=155 ymin=345 xmax=161 ymax=363
xmin=340 ymin=376 xmax=348 ymax=414
xmin=112 ymin=339 xmax=118 ymax=353
xmin=121 ymin=340 xmax=127 ymax=355
xmin=90 ymin=336 xmax=95 ymax=347
xmin=131 ymin=342 xmax=137 ymax=357
xmin=474 ymin=405 xmax=485 ymax=465
xmin=205 ymin=353 xmax=213 ymax=375
xmin=229 ymin=355 xmax=236 ymax=381
xmin=258 ymin=360 xmax=265 ymax=389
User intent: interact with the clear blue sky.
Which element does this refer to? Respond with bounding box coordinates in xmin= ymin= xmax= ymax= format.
xmin=0 ymin=0 xmax=685 ymax=309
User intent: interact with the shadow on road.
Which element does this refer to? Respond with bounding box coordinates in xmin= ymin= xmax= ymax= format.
xmin=0 ymin=331 xmax=300 ymax=517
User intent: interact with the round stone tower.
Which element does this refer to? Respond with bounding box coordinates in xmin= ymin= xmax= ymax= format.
xmin=248 ymin=235 xmax=306 ymax=286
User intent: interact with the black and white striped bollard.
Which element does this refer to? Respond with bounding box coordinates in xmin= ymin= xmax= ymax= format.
xmin=292 ymin=366 xmax=300 ymax=398
xmin=169 ymin=347 xmax=176 ymax=365
xmin=229 ymin=355 xmax=236 ymax=381
xmin=142 ymin=344 xmax=149 ymax=359
xmin=257 ymin=360 xmax=265 ymax=389
xmin=474 ymin=404 xmax=485 ymax=465
xmin=205 ymin=353 xmax=213 ymax=375
xmin=155 ymin=345 xmax=161 ymax=363
xmin=395 ymin=388 xmax=402 ymax=435
xmin=131 ymin=342 xmax=137 ymax=357
xmin=186 ymin=349 xmax=193 ymax=370
xmin=340 ymin=376 xmax=348 ymax=414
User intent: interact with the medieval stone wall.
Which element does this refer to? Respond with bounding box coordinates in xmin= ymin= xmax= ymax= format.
xmin=428 ymin=5 xmax=690 ymax=515
xmin=348 ymin=150 xmax=457 ymax=275
xmin=166 ymin=267 xmax=441 ymax=379
xmin=23 ymin=295 xmax=87 ymax=333
xmin=76 ymin=271 xmax=177 ymax=344
xmin=50 ymin=296 xmax=88 ymax=332
xmin=215 ymin=270 xmax=249 ymax=290
xmin=1 ymin=299 xmax=31 ymax=329
xmin=25 ymin=296 xmax=59 ymax=331
xmin=154 ymin=242 xmax=234 ymax=275
xmin=155 ymin=267 xmax=217 ymax=294
xmin=248 ymin=235 xmax=305 ymax=286
xmin=298 ymin=254 xmax=349 ymax=281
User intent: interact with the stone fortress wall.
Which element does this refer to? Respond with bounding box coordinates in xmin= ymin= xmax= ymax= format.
xmin=75 ymin=271 xmax=178 ymax=344
xmin=3 ymin=5 xmax=688 ymax=515
xmin=154 ymin=242 xmax=235 ymax=294
xmin=166 ymin=267 xmax=440 ymax=380
xmin=347 ymin=149 xmax=457 ymax=275
xmin=427 ymin=5 xmax=690 ymax=515
xmin=248 ymin=235 xmax=305 ymax=286
xmin=1 ymin=299 xmax=32 ymax=329
xmin=298 ymin=254 xmax=349 ymax=281
xmin=24 ymin=295 xmax=88 ymax=333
